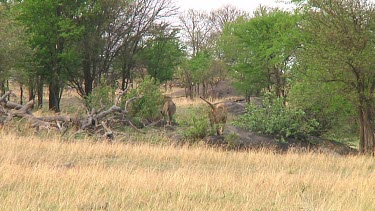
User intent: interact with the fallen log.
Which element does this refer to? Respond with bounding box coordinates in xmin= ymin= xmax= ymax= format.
xmin=80 ymin=95 xmax=142 ymax=130
xmin=0 ymin=91 xmax=144 ymax=137
xmin=0 ymin=91 xmax=13 ymax=104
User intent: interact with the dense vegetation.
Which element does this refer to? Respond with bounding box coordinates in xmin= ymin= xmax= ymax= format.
xmin=1 ymin=0 xmax=375 ymax=154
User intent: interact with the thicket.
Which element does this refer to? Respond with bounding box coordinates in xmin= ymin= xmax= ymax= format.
xmin=178 ymin=106 xmax=213 ymax=140
xmin=234 ymin=93 xmax=319 ymax=140
xmin=125 ymin=76 xmax=164 ymax=123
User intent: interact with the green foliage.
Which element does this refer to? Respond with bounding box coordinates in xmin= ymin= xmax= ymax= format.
xmin=17 ymin=0 xmax=86 ymax=110
xmin=137 ymin=25 xmax=185 ymax=83
xmin=234 ymin=93 xmax=319 ymax=139
xmin=0 ymin=2 xmax=31 ymax=86
xmin=293 ymin=0 xmax=375 ymax=153
xmin=177 ymin=51 xmax=219 ymax=98
xmin=179 ymin=106 xmax=213 ymax=140
xmin=189 ymin=51 xmax=212 ymax=84
xmin=219 ymin=10 xmax=301 ymax=97
xmin=86 ymin=82 xmax=116 ymax=110
xmin=289 ymin=79 xmax=357 ymax=138
xmin=18 ymin=0 xmax=84 ymax=80
xmin=125 ymin=76 xmax=164 ymax=121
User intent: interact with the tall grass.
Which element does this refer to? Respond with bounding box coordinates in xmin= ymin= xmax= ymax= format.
xmin=0 ymin=132 xmax=374 ymax=210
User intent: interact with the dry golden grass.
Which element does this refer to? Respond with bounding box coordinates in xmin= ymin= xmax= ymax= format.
xmin=0 ymin=132 xmax=374 ymax=210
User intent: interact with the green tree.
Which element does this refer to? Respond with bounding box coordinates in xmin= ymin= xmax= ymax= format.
xmin=177 ymin=51 xmax=212 ymax=99
xmin=289 ymin=79 xmax=358 ymax=143
xmin=68 ymin=0 xmax=129 ymax=98
xmin=219 ymin=9 xmax=301 ymax=101
xmin=137 ymin=23 xmax=184 ymax=85
xmin=0 ymin=1 xmax=33 ymax=102
xmin=0 ymin=3 xmax=13 ymax=93
xmin=18 ymin=0 xmax=84 ymax=111
xmin=125 ymin=75 xmax=164 ymax=122
xmin=189 ymin=51 xmax=212 ymax=97
xmin=117 ymin=0 xmax=177 ymax=91
xmin=294 ymin=0 xmax=375 ymax=154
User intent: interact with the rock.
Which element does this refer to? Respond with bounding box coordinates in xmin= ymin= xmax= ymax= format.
xmin=224 ymin=125 xmax=278 ymax=149
xmin=203 ymin=135 xmax=226 ymax=145
xmin=222 ymin=101 xmax=246 ymax=115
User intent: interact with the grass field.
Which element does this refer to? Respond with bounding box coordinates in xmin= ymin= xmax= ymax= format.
xmin=0 ymin=132 xmax=374 ymax=210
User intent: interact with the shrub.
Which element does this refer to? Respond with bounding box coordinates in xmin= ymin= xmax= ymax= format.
xmin=179 ymin=106 xmax=213 ymax=140
xmin=86 ymin=82 xmax=116 ymax=110
xmin=124 ymin=76 xmax=164 ymax=121
xmin=234 ymin=93 xmax=319 ymax=140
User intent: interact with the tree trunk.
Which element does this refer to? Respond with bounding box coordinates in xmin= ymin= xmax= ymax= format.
xmin=84 ymin=67 xmax=93 ymax=98
xmin=28 ymin=81 xmax=34 ymax=102
xmin=48 ymin=80 xmax=61 ymax=112
xmin=19 ymin=83 xmax=23 ymax=105
xmin=358 ymin=103 xmax=375 ymax=155
xmin=273 ymin=67 xmax=283 ymax=97
xmin=121 ymin=65 xmax=131 ymax=91
xmin=189 ymin=85 xmax=193 ymax=99
xmin=83 ymin=53 xmax=94 ymax=97
xmin=185 ymin=84 xmax=194 ymax=99
xmin=37 ymin=77 xmax=43 ymax=109
xmin=0 ymin=81 xmax=5 ymax=96
xmin=28 ymin=82 xmax=35 ymax=109
xmin=245 ymin=89 xmax=251 ymax=103
xmin=202 ymin=83 xmax=206 ymax=98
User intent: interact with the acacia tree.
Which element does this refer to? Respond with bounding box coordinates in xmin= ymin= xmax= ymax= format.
xmin=294 ymin=0 xmax=375 ymax=154
xmin=209 ymin=4 xmax=248 ymax=64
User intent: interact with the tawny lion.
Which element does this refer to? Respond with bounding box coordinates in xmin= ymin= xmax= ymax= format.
xmin=200 ymin=96 xmax=228 ymax=135
xmin=161 ymin=97 xmax=176 ymax=126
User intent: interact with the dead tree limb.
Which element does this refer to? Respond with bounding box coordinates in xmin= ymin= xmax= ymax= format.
xmin=101 ymin=121 xmax=114 ymax=141
xmin=0 ymin=91 xmax=13 ymax=104
xmin=124 ymin=95 xmax=143 ymax=112
xmin=115 ymin=87 xmax=129 ymax=106
xmin=80 ymin=95 xmax=143 ymax=130
xmin=10 ymin=100 xmax=51 ymax=130
xmin=37 ymin=116 xmax=72 ymax=122
xmin=1 ymin=90 xmax=145 ymax=136
xmin=5 ymin=102 xmax=23 ymax=110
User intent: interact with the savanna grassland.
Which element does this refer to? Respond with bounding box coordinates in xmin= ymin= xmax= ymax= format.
xmin=0 ymin=131 xmax=375 ymax=210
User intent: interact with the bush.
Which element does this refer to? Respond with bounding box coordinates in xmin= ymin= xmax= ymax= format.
xmin=234 ymin=93 xmax=319 ymax=140
xmin=86 ymin=82 xmax=116 ymax=110
xmin=124 ymin=76 xmax=164 ymax=121
xmin=179 ymin=106 xmax=213 ymax=140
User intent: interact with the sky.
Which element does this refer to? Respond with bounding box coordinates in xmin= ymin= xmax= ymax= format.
xmin=176 ymin=0 xmax=292 ymax=13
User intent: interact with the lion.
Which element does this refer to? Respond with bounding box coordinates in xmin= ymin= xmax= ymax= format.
xmin=160 ymin=97 xmax=176 ymax=126
xmin=200 ymin=96 xmax=228 ymax=135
